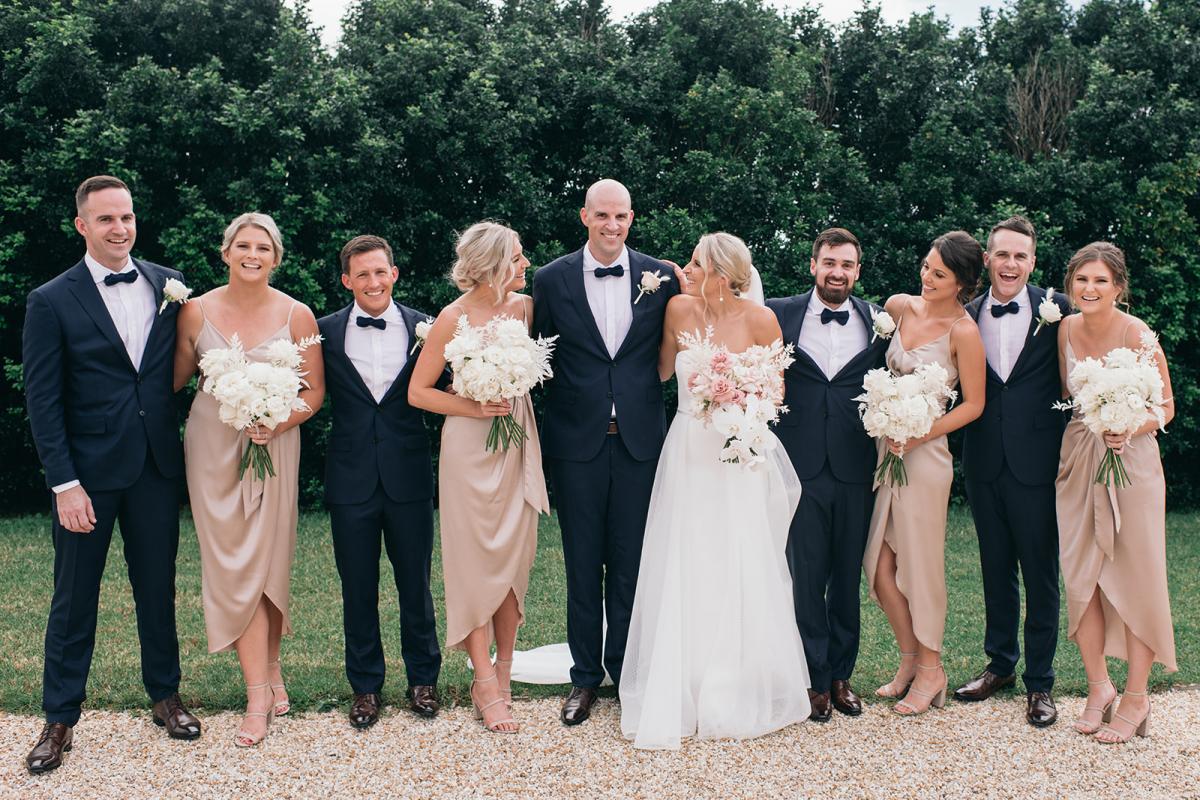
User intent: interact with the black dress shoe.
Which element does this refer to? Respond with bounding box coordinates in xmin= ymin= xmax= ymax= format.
xmin=808 ymin=689 xmax=832 ymax=723
xmin=1026 ymin=691 xmax=1058 ymax=728
xmin=831 ymin=680 xmax=863 ymax=716
xmin=350 ymin=692 xmax=382 ymax=729
xmin=561 ymin=686 xmax=598 ymax=726
xmin=952 ymin=669 xmax=1015 ymax=702
xmin=408 ymin=685 xmax=439 ymax=718
xmin=151 ymin=693 xmax=202 ymax=740
xmin=26 ymin=722 xmax=73 ymax=774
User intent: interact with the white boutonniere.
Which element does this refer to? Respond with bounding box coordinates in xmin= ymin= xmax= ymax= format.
xmin=870 ymin=308 xmax=896 ymax=342
xmin=410 ymin=317 xmax=434 ymax=354
xmin=634 ymin=271 xmax=665 ymax=304
xmin=158 ymin=278 xmax=192 ymax=314
xmin=1034 ymin=288 xmax=1063 ymax=335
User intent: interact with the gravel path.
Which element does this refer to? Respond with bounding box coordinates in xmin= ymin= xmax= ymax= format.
xmin=2 ymin=691 xmax=1198 ymax=799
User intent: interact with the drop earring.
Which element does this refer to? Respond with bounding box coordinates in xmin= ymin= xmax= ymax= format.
xmin=719 ymin=283 xmax=725 ymax=303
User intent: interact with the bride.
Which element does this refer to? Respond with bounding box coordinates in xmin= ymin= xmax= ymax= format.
xmin=618 ymin=232 xmax=811 ymax=749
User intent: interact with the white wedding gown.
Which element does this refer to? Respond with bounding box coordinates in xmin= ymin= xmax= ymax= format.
xmin=617 ymin=346 xmax=811 ymax=749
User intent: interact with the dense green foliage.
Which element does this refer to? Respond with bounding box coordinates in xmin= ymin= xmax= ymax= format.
xmin=1 ymin=0 xmax=1198 ymax=508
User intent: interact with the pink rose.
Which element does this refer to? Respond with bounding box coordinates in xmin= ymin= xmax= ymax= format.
xmin=711 ymin=377 xmax=736 ymax=404
xmin=730 ymin=389 xmax=747 ymax=406
xmin=710 ymin=352 xmax=732 ymax=374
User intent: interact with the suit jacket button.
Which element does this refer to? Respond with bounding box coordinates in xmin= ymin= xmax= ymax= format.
xmin=139 ymin=410 xmax=145 ymax=417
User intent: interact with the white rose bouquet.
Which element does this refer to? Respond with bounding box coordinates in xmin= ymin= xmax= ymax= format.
xmin=442 ymin=315 xmax=557 ymax=451
xmin=855 ymin=363 xmax=958 ymax=487
xmin=1053 ymin=331 xmax=1168 ymax=487
xmin=679 ymin=328 xmax=794 ymax=468
xmin=198 ymin=333 xmax=323 ymax=480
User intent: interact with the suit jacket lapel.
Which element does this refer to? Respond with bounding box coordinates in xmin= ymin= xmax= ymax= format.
xmin=967 ymin=293 xmax=1003 ymax=384
xmin=829 ymin=295 xmax=883 ymax=382
xmin=614 ymin=250 xmax=650 ymax=361
xmin=66 ymin=259 xmax=135 ymax=373
xmin=379 ymin=301 xmax=417 ymax=405
xmin=562 ymin=248 xmax=610 ymax=358
xmin=136 ymin=259 xmax=168 ymax=375
xmin=1005 ymin=285 xmax=1044 ymax=381
xmin=328 ymin=304 xmax=376 ymax=404
xmin=785 ymin=291 xmax=827 ymax=379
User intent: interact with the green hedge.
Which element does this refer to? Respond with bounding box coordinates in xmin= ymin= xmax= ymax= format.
xmin=2 ymin=0 xmax=1198 ymax=509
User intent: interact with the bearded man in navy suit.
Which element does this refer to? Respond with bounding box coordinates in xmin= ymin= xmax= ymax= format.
xmin=22 ymin=176 xmax=200 ymax=774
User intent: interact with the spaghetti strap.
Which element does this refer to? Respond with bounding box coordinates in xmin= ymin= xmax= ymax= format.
xmin=948 ymin=314 xmax=971 ymax=332
xmin=286 ymin=302 xmax=298 ymax=325
xmin=197 ymin=298 xmax=209 ymax=320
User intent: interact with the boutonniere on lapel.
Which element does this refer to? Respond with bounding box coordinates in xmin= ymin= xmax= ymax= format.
xmin=1034 ymin=288 xmax=1063 ymax=335
xmin=158 ymin=278 xmax=192 ymax=314
xmin=634 ymin=271 xmax=665 ymax=304
xmin=410 ymin=317 xmax=434 ymax=354
xmin=870 ymin=308 xmax=896 ymax=342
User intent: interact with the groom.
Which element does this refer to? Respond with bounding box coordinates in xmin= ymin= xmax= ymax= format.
xmin=22 ymin=176 xmax=200 ymax=774
xmin=532 ymin=179 xmax=678 ymax=725
xmin=318 ymin=235 xmax=442 ymax=728
xmin=956 ymin=215 xmax=1070 ymax=727
xmin=767 ymin=228 xmax=887 ymax=722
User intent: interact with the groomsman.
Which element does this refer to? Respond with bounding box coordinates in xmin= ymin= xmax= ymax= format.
xmin=22 ymin=176 xmax=200 ymax=774
xmin=956 ymin=215 xmax=1070 ymax=727
xmin=767 ymin=228 xmax=887 ymax=722
xmin=532 ymin=179 xmax=679 ymax=725
xmin=318 ymin=235 xmax=443 ymax=728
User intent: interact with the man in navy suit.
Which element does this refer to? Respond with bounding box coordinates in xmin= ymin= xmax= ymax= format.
xmin=532 ymin=179 xmax=679 ymax=725
xmin=22 ymin=176 xmax=200 ymax=774
xmin=767 ymin=228 xmax=888 ymax=722
xmin=955 ymin=215 xmax=1070 ymax=727
xmin=318 ymin=235 xmax=442 ymax=729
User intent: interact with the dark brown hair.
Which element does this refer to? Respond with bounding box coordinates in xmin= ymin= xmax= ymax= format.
xmin=986 ymin=214 xmax=1037 ymax=252
xmin=930 ymin=231 xmax=983 ymax=304
xmin=340 ymin=234 xmax=394 ymax=274
xmin=1065 ymin=241 xmax=1129 ymax=305
xmin=812 ymin=227 xmax=861 ymax=263
xmin=74 ymin=175 xmax=130 ymax=213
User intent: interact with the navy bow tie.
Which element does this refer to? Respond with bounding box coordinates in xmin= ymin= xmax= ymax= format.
xmin=103 ymin=270 xmax=138 ymax=287
xmin=990 ymin=301 xmax=1020 ymax=318
xmin=356 ymin=315 xmax=386 ymax=330
xmin=593 ymin=265 xmax=624 ymax=278
xmin=821 ymin=308 xmax=849 ymax=326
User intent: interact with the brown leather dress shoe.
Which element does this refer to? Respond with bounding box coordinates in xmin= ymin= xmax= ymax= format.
xmin=151 ymin=693 xmax=201 ymax=740
xmin=26 ymin=722 xmax=73 ymax=774
xmin=1026 ymin=691 xmax=1058 ymax=728
xmin=408 ymin=685 xmax=439 ymax=718
xmin=808 ymin=689 xmax=832 ymax=723
xmin=831 ymin=680 xmax=863 ymax=716
xmin=560 ymin=686 xmax=598 ymax=726
xmin=350 ymin=692 xmax=382 ymax=729
xmin=952 ymin=669 xmax=1015 ymax=702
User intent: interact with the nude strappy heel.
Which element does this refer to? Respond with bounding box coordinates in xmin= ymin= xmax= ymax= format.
xmin=1073 ymin=678 xmax=1116 ymax=734
xmin=234 ymin=683 xmax=275 ymax=747
xmin=471 ymin=672 xmax=517 ymax=734
xmin=1097 ymin=689 xmax=1151 ymax=743
xmin=268 ymin=659 xmax=290 ymax=716
xmin=875 ymin=651 xmax=918 ymax=699
xmin=494 ymin=658 xmax=514 ymax=709
xmin=894 ymin=663 xmax=947 ymax=716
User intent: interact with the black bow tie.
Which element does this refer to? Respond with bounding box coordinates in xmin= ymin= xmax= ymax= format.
xmin=103 ymin=270 xmax=138 ymax=286
xmin=593 ymin=265 xmax=624 ymax=278
xmin=990 ymin=301 xmax=1020 ymax=318
xmin=356 ymin=315 xmax=386 ymax=330
xmin=820 ymin=308 xmax=849 ymax=326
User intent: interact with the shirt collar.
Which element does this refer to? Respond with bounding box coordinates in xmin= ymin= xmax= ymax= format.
xmin=808 ymin=295 xmax=854 ymax=316
xmin=988 ymin=286 xmax=1029 ymax=309
xmin=353 ymin=300 xmax=402 ymax=326
xmin=84 ymin=252 xmax=134 ymax=284
xmin=582 ymin=244 xmax=629 ymax=273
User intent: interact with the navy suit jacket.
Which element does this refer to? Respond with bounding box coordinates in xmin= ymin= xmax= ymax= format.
xmin=962 ymin=285 xmax=1071 ymax=486
xmin=531 ymin=246 xmax=679 ymax=463
xmin=23 ymin=257 xmax=185 ymax=491
xmin=318 ymin=301 xmax=438 ymax=506
xmin=767 ymin=291 xmax=888 ymax=484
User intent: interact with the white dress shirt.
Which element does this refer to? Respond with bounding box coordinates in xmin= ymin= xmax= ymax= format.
xmin=797 ymin=297 xmax=869 ymax=380
xmin=84 ymin=253 xmax=155 ymax=371
xmin=344 ymin=301 xmax=409 ymax=404
xmin=981 ymin=287 xmax=1031 ymax=382
xmin=582 ymin=244 xmax=632 ymax=359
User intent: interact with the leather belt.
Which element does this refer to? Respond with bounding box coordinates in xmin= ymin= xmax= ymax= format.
xmin=607 ymin=420 xmax=619 ymax=435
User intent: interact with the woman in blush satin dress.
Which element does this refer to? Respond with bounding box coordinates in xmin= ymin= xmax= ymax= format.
xmin=175 ymin=213 xmax=324 ymax=747
xmin=1055 ymin=242 xmax=1176 ymax=744
xmin=409 ymin=221 xmax=548 ymax=735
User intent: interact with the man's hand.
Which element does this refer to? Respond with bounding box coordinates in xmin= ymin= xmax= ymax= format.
xmin=56 ymin=485 xmax=96 ymax=533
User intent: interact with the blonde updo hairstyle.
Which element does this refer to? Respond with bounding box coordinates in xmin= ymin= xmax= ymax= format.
xmin=451 ymin=221 xmax=519 ymax=303
xmin=694 ymin=232 xmax=753 ymax=310
xmin=221 ymin=212 xmax=284 ymax=268
xmin=1064 ymin=241 xmax=1129 ymax=307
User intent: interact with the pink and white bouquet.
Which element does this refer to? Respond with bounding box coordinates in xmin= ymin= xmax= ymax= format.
xmin=679 ymin=329 xmax=794 ymax=468
xmin=855 ymin=363 xmax=957 ymax=487
xmin=198 ymin=333 xmax=322 ymax=480
xmin=442 ymin=314 xmax=557 ymax=451
xmin=1053 ymin=331 xmax=1168 ymax=487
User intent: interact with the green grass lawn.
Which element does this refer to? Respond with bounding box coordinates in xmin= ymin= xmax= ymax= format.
xmin=0 ymin=506 xmax=1193 ymax=714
